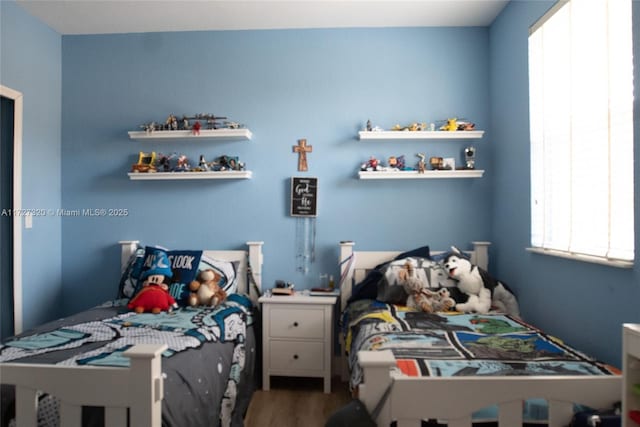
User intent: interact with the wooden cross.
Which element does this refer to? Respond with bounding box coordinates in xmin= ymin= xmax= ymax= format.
xmin=293 ymin=139 xmax=312 ymax=171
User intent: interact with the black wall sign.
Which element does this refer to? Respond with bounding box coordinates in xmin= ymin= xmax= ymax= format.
xmin=290 ymin=177 xmax=318 ymax=217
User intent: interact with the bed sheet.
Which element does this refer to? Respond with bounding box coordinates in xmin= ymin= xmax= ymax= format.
xmin=0 ymin=294 xmax=259 ymax=427
xmin=342 ymin=299 xmax=619 ymax=425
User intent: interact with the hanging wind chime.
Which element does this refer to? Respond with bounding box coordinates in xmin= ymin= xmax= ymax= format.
xmin=291 ymin=139 xmax=317 ymax=274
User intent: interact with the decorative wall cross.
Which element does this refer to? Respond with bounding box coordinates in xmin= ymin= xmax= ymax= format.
xmin=293 ymin=139 xmax=313 ymax=172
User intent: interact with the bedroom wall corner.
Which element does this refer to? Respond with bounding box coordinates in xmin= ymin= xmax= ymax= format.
xmin=488 ymin=0 xmax=640 ymax=367
xmin=0 ymin=1 xmax=63 ymax=331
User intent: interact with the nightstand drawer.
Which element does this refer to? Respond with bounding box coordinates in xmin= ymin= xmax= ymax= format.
xmin=269 ymin=340 xmax=324 ymax=371
xmin=269 ymin=306 xmax=325 ymax=339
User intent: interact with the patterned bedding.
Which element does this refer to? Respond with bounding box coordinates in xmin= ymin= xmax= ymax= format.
xmin=0 ymin=294 xmax=258 ymax=427
xmin=343 ymin=299 xmax=619 ymax=423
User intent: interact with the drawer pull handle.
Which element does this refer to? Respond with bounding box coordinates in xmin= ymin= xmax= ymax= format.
xmin=293 ymin=354 xmax=299 ymax=360
xmin=293 ymin=322 xmax=299 ymax=327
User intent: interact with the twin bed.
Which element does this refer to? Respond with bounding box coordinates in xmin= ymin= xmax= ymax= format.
xmin=338 ymin=241 xmax=622 ymax=427
xmin=0 ymin=239 xmax=623 ymax=427
xmin=0 ymin=240 xmax=264 ymax=427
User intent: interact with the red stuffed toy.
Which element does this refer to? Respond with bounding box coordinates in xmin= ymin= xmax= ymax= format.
xmin=128 ymin=250 xmax=177 ymax=314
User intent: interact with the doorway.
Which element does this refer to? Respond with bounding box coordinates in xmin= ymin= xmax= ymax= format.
xmin=1 ymin=95 xmax=15 ymax=340
xmin=0 ymin=85 xmax=23 ymax=339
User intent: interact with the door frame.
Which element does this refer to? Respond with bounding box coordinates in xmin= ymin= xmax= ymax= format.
xmin=1 ymin=85 xmax=23 ymax=335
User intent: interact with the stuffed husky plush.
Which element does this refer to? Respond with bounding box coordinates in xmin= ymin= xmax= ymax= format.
xmin=443 ymin=249 xmax=520 ymax=317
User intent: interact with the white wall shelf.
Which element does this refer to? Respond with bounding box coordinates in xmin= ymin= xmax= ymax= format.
xmin=128 ymin=171 xmax=252 ymax=180
xmin=358 ymin=130 xmax=484 ymax=140
xmin=128 ymin=128 xmax=253 ymax=141
xmin=358 ymin=170 xmax=484 ymax=179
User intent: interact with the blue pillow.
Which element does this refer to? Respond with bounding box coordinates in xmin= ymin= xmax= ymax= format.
xmin=127 ymin=246 xmax=203 ymax=306
xmin=122 ymin=247 xmax=241 ymax=306
xmin=117 ymin=244 xmax=156 ymax=299
xmin=347 ymin=245 xmax=431 ymax=304
xmin=165 ymin=250 xmax=204 ymax=305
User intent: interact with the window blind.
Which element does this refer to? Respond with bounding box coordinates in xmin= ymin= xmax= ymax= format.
xmin=529 ymin=0 xmax=634 ymax=263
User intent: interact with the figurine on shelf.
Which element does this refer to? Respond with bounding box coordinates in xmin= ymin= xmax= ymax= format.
xmin=136 ymin=113 xmax=246 ymax=134
xmin=366 ymin=120 xmax=372 ymax=131
xmin=361 ymin=156 xmax=383 ymax=172
xmin=430 ymin=156 xmax=443 ymax=170
xmin=166 ymin=114 xmax=178 ymax=131
xmin=388 ymin=156 xmax=399 ymax=171
xmin=457 ymin=121 xmax=476 ymax=131
xmin=197 ymin=114 xmax=227 ymax=129
xmin=198 ymin=155 xmax=211 ymax=171
xmin=131 ymin=151 xmax=157 ymax=173
xmin=225 ymin=121 xmax=242 ymax=129
xmin=192 ymin=121 xmax=201 ymax=135
xmin=157 ymin=152 xmax=176 ymax=172
xmin=440 ymin=118 xmax=458 ymax=132
xmin=396 ymin=155 xmax=407 ymax=170
xmin=464 ymin=147 xmax=476 ymax=169
xmin=212 ymin=155 xmax=243 ymax=171
xmin=174 ymin=155 xmax=190 ymax=172
xmin=181 ymin=116 xmax=190 ymax=130
xmin=140 ymin=122 xmax=156 ymax=133
xmin=416 ymin=153 xmax=426 ymax=173
xmin=391 ymin=122 xmax=427 ymax=132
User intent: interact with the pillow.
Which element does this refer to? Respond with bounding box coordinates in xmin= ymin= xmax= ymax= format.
xmin=127 ymin=246 xmax=203 ymax=306
xmin=198 ymin=255 xmax=240 ymax=295
xmin=117 ymin=244 xmax=157 ymax=299
xmin=428 ymin=245 xmax=470 ymax=263
xmin=347 ymin=245 xmax=431 ymax=304
xmin=124 ymin=246 xmax=242 ymax=306
xmin=377 ymin=256 xmax=457 ymax=304
xmin=165 ymin=249 xmax=204 ymax=305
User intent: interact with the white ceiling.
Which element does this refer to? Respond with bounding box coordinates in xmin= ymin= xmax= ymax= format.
xmin=16 ymin=0 xmax=509 ymax=35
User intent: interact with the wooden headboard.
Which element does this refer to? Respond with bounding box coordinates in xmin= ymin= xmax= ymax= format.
xmin=338 ymin=241 xmax=490 ymax=310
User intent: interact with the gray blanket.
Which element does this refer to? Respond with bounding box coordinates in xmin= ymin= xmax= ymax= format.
xmin=0 ymin=297 xmax=259 ymax=427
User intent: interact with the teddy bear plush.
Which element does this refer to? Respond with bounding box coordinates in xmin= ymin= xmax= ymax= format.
xmin=399 ymin=261 xmax=455 ymax=313
xmin=189 ymin=269 xmax=227 ymax=307
xmin=127 ymin=250 xmax=178 ymax=314
xmin=443 ymin=249 xmax=520 ymax=317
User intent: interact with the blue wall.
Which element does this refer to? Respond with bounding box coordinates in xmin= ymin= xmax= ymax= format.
xmin=489 ymin=1 xmax=640 ymax=366
xmin=59 ymin=27 xmax=492 ymax=314
xmin=0 ymin=1 xmax=63 ymax=331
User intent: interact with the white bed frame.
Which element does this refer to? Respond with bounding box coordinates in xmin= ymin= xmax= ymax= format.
xmin=339 ymin=240 xmax=621 ymax=427
xmin=0 ymin=240 xmax=264 ymax=427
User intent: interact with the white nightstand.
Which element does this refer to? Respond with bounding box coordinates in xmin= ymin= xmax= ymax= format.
xmin=259 ymin=293 xmax=337 ymax=393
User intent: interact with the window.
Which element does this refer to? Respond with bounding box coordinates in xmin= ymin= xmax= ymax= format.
xmin=528 ymin=0 xmax=634 ymax=266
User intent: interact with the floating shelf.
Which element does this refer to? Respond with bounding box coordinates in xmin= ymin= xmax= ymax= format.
xmin=358 ymin=170 xmax=484 ymax=180
xmin=128 ymin=171 xmax=252 ymax=180
xmin=358 ymin=130 xmax=484 ymax=140
xmin=128 ymin=128 xmax=253 ymax=141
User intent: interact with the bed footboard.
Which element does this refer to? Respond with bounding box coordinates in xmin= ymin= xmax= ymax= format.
xmin=0 ymin=343 xmax=167 ymax=427
xmin=358 ymin=350 xmax=622 ymax=427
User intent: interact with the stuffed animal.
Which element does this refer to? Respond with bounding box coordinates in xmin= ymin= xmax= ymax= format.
xmin=127 ymin=251 xmax=177 ymax=314
xmin=443 ymin=249 xmax=520 ymax=317
xmin=399 ymin=261 xmax=455 ymax=313
xmin=189 ymin=269 xmax=227 ymax=307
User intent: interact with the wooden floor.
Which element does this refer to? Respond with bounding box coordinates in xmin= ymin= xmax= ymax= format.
xmin=245 ymin=376 xmax=351 ymax=427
